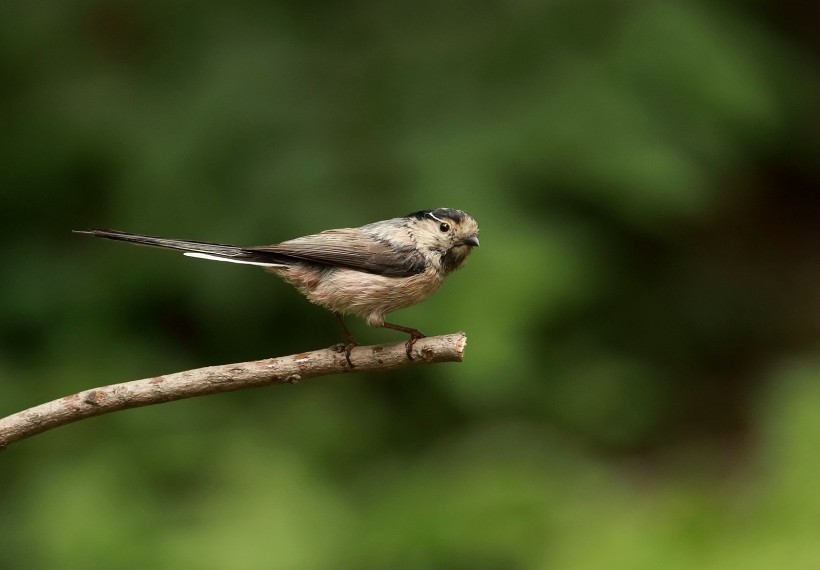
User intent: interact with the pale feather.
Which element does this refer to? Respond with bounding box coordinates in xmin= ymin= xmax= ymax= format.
xmin=183 ymin=252 xmax=285 ymax=267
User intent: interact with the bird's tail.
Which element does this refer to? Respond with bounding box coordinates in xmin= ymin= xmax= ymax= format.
xmin=73 ymin=229 xmax=285 ymax=267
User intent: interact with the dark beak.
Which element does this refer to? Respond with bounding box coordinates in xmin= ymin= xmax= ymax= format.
xmin=461 ymin=235 xmax=480 ymax=247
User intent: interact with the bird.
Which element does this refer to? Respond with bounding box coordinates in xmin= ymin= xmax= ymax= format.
xmin=75 ymin=208 xmax=480 ymax=365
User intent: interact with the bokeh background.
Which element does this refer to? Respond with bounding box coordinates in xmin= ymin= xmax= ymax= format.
xmin=2 ymin=1 xmax=819 ymax=568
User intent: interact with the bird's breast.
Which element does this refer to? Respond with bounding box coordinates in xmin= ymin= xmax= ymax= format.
xmin=280 ymin=265 xmax=444 ymax=326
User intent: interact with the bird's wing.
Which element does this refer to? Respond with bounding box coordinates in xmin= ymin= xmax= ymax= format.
xmin=249 ymin=228 xmax=427 ymax=277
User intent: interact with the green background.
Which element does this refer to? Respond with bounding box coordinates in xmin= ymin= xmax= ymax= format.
xmin=2 ymin=1 xmax=819 ymax=568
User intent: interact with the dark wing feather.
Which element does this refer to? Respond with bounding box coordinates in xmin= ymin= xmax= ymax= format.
xmin=249 ymin=228 xmax=427 ymax=277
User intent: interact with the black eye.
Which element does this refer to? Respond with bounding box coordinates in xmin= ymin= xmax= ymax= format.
xmin=439 ymin=222 xmax=451 ymax=232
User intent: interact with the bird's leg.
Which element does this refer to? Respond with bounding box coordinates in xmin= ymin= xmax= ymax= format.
xmin=382 ymin=322 xmax=426 ymax=360
xmin=333 ymin=313 xmax=357 ymax=367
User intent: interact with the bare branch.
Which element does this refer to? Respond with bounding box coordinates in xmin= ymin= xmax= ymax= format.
xmin=0 ymin=333 xmax=467 ymax=450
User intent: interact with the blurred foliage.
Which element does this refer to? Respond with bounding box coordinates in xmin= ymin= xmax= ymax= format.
xmin=2 ymin=0 xmax=819 ymax=568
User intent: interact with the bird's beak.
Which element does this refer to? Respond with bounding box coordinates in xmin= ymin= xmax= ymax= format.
xmin=461 ymin=235 xmax=480 ymax=247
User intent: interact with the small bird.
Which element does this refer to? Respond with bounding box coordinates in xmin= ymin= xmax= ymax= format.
xmin=75 ymin=208 xmax=480 ymax=364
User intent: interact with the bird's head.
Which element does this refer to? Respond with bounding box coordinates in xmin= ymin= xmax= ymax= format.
xmin=407 ymin=208 xmax=480 ymax=274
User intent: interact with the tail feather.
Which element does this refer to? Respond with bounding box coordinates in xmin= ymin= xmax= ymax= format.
xmin=182 ymin=251 xmax=280 ymax=267
xmin=73 ymin=229 xmax=286 ymax=267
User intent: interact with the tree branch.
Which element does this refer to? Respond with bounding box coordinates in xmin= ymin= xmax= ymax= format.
xmin=0 ymin=332 xmax=467 ymax=450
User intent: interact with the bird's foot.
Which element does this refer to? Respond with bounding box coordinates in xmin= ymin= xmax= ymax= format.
xmin=382 ymin=321 xmax=426 ymax=360
xmin=332 ymin=342 xmax=357 ymax=368
xmin=404 ymin=331 xmax=426 ymax=360
xmin=332 ymin=313 xmax=359 ymax=368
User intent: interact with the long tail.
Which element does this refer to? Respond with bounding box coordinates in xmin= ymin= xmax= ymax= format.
xmin=73 ymin=229 xmax=285 ymax=267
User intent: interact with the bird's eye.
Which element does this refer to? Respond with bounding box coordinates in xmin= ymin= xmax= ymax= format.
xmin=439 ymin=222 xmax=451 ymax=232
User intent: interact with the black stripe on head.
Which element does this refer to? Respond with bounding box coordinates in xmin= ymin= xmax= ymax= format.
xmin=406 ymin=208 xmax=467 ymax=223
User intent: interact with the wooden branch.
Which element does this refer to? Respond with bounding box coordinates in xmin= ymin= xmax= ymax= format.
xmin=0 ymin=332 xmax=467 ymax=450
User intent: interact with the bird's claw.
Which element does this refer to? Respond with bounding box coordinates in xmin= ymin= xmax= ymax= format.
xmin=332 ymin=342 xmax=357 ymax=368
xmin=404 ymin=333 xmax=425 ymax=360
